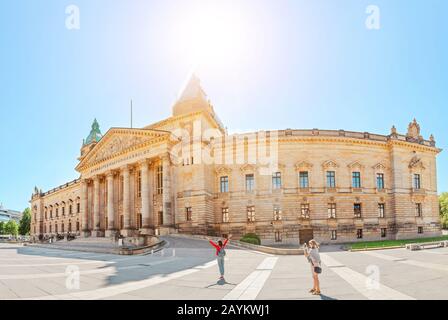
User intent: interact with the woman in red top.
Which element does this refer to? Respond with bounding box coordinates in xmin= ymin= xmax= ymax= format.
xmin=209 ymin=235 xmax=231 ymax=280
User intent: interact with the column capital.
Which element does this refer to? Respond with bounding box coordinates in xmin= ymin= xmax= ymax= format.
xmin=139 ymin=159 xmax=152 ymax=168
xmin=160 ymin=153 xmax=171 ymax=164
xmin=120 ymin=164 xmax=134 ymax=173
xmin=105 ymin=170 xmax=116 ymax=178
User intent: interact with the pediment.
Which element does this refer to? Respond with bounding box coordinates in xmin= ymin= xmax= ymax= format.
xmin=372 ymin=163 xmax=387 ymax=170
xmin=240 ymin=164 xmax=257 ymax=172
xmin=295 ymin=161 xmax=313 ymax=171
xmin=215 ymin=166 xmax=233 ymax=175
xmin=409 ymin=156 xmax=425 ymax=170
xmin=322 ymin=160 xmax=339 ymax=169
xmin=76 ymin=128 xmax=169 ymax=171
xmin=347 ymin=161 xmax=365 ymax=169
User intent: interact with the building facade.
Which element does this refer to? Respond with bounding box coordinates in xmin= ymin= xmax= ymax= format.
xmin=0 ymin=205 xmax=22 ymax=223
xmin=30 ymin=76 xmax=442 ymax=244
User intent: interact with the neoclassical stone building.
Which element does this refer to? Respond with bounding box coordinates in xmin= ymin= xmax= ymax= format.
xmin=30 ymin=76 xmax=442 ymax=244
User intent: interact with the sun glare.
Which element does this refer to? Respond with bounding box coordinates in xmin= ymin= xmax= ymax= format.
xmin=168 ymin=2 xmax=252 ymax=72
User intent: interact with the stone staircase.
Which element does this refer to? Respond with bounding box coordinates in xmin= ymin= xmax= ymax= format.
xmin=27 ymin=236 xmax=164 ymax=255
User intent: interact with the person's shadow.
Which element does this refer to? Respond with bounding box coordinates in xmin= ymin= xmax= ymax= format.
xmin=205 ymin=278 xmax=237 ymax=288
xmin=319 ymin=294 xmax=337 ymax=300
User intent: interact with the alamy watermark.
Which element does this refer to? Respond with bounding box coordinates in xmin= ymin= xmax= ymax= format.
xmin=65 ymin=5 xmax=80 ymax=30
xmin=365 ymin=5 xmax=381 ymax=30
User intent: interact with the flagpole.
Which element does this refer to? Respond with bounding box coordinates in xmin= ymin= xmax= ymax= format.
xmin=131 ymin=99 xmax=133 ymax=128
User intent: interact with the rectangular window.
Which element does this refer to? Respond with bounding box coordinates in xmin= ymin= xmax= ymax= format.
xmin=376 ymin=173 xmax=385 ymax=190
xmin=247 ymin=206 xmax=255 ymax=222
xmin=275 ymin=231 xmax=282 ymax=242
xmin=56 ymin=208 xmax=59 ymax=217
xmin=299 ymin=171 xmax=309 ymax=188
xmin=157 ymin=165 xmax=163 ymax=195
xmin=137 ymin=170 xmax=142 ymax=198
xmin=331 ymin=230 xmax=337 ymax=240
xmin=137 ymin=214 xmax=142 ymax=229
xmin=245 ymin=174 xmax=254 ymax=192
xmin=328 ymin=203 xmax=337 ymax=219
xmin=273 ymin=205 xmax=282 ymax=221
xmin=186 ymin=207 xmax=192 ymax=222
xmin=120 ymin=215 xmax=124 ymax=229
xmin=222 ymin=208 xmax=229 ymax=223
xmin=354 ymin=203 xmax=362 ymax=218
xmin=272 ymin=172 xmax=282 ymax=190
xmin=378 ymin=203 xmax=385 ymax=218
xmin=357 ymin=229 xmax=363 ymax=239
xmin=69 ymin=205 xmax=73 ymax=215
xmin=62 ymin=207 xmax=65 ymax=216
xmin=418 ymin=226 xmax=423 ymax=234
xmin=220 ymin=176 xmax=229 ymax=193
xmin=301 ymin=203 xmax=310 ymax=219
xmin=326 ymin=171 xmax=336 ymax=188
xmin=415 ymin=203 xmax=423 ymax=217
xmin=77 ymin=203 xmax=80 ymax=213
xmin=352 ymin=172 xmax=361 ymax=188
xmin=414 ymin=174 xmax=421 ymax=190
xmin=76 ymin=221 xmax=80 ymax=231
xmin=381 ymin=228 xmax=387 ymax=238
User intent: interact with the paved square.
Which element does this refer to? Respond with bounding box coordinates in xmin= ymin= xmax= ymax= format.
xmin=1 ymin=237 xmax=447 ymax=300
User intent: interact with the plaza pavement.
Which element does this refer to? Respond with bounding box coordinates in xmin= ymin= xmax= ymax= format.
xmin=0 ymin=236 xmax=448 ymax=300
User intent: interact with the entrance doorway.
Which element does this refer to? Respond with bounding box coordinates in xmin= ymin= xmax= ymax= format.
xmin=299 ymin=229 xmax=314 ymax=244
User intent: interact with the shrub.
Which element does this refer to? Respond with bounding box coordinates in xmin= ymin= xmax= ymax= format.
xmin=240 ymin=233 xmax=261 ymax=245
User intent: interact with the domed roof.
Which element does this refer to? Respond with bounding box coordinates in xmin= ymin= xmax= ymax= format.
xmin=84 ymin=119 xmax=103 ymax=145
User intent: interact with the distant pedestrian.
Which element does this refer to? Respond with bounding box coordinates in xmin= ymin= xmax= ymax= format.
xmin=209 ymin=235 xmax=232 ymax=280
xmin=304 ymin=239 xmax=322 ymax=295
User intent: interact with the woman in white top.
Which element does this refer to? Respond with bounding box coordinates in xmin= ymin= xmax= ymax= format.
xmin=304 ymin=239 xmax=322 ymax=295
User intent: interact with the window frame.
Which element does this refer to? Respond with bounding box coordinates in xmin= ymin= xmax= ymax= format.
xmin=220 ymin=176 xmax=229 ymax=193
xmin=247 ymin=206 xmax=256 ymax=222
xmin=378 ymin=203 xmax=385 ymax=218
xmin=352 ymin=171 xmax=361 ymax=188
xmin=354 ymin=203 xmax=362 ymax=218
xmin=245 ymin=174 xmax=255 ymax=192
xmin=272 ymin=172 xmax=282 ymax=190
xmin=326 ymin=171 xmax=336 ymax=188
xmin=299 ymin=171 xmax=309 ymax=188
xmin=328 ymin=203 xmax=337 ymax=219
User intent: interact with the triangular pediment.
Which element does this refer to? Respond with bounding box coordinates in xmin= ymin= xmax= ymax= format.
xmin=76 ymin=128 xmax=169 ymax=171
xmin=347 ymin=161 xmax=364 ymax=169
xmin=322 ymin=160 xmax=339 ymax=169
xmin=409 ymin=156 xmax=426 ymax=170
xmin=372 ymin=163 xmax=387 ymax=170
xmin=295 ymin=161 xmax=313 ymax=171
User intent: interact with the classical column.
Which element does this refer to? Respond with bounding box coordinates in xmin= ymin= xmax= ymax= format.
xmin=80 ymin=179 xmax=90 ymax=237
xmin=92 ymin=176 xmax=101 ymax=237
xmin=140 ymin=160 xmax=152 ymax=234
xmin=105 ymin=171 xmax=116 ymax=237
xmin=162 ymin=154 xmax=172 ymax=227
xmin=122 ymin=166 xmax=132 ymax=235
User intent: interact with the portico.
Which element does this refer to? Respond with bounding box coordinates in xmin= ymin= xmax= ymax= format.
xmin=75 ymin=124 xmax=177 ymax=238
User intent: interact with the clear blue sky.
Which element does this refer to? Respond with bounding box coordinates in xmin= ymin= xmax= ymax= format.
xmin=0 ymin=0 xmax=446 ymax=211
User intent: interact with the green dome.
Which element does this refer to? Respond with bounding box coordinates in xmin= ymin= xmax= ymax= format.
xmin=84 ymin=119 xmax=102 ymax=145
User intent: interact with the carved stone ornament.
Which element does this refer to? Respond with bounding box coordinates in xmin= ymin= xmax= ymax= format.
xmin=93 ymin=135 xmax=148 ymax=163
xmin=406 ymin=119 xmax=421 ymax=140
xmin=409 ymin=156 xmax=425 ymax=170
xmin=322 ymin=160 xmax=339 ymax=169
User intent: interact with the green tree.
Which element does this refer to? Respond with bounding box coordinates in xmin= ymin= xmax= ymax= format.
xmin=0 ymin=221 xmax=4 ymax=235
xmin=19 ymin=208 xmax=31 ymax=236
xmin=4 ymin=220 xmax=18 ymax=236
xmin=440 ymin=193 xmax=448 ymax=229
